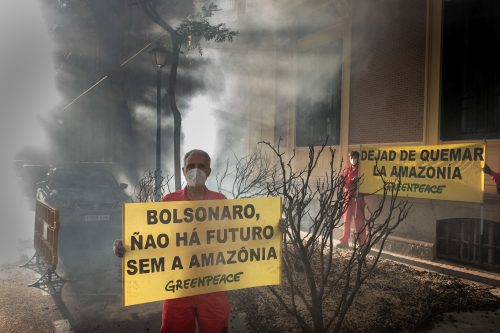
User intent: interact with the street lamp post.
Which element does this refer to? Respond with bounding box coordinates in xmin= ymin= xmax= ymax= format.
xmin=151 ymin=44 xmax=168 ymax=202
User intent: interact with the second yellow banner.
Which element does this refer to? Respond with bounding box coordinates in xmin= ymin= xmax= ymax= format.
xmin=359 ymin=142 xmax=485 ymax=203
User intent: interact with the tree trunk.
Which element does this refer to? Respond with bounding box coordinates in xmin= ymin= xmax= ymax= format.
xmin=169 ymin=37 xmax=182 ymax=190
xmin=139 ymin=1 xmax=183 ymax=190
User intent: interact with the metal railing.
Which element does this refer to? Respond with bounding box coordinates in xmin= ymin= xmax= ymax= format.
xmin=21 ymin=200 xmax=67 ymax=294
xmin=34 ymin=200 xmax=60 ymax=269
xmin=436 ymin=218 xmax=500 ymax=271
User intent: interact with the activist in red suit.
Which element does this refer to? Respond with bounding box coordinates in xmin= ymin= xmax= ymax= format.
xmin=114 ymin=149 xmax=229 ymax=333
xmin=337 ymin=150 xmax=367 ymax=248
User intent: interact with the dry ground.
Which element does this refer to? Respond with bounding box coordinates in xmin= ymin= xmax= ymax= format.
xmin=0 ymin=262 xmax=62 ymax=333
xmin=231 ymin=256 xmax=500 ymax=333
xmin=2 ymin=253 xmax=498 ymax=333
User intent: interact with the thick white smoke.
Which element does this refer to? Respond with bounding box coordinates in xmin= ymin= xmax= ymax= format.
xmin=0 ymin=1 xmax=59 ymax=263
xmin=182 ymin=0 xmax=343 ymax=167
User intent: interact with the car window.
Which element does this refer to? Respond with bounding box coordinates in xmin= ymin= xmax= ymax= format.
xmin=50 ymin=170 xmax=83 ymax=188
xmin=86 ymin=171 xmax=117 ymax=187
xmin=48 ymin=167 xmax=118 ymax=189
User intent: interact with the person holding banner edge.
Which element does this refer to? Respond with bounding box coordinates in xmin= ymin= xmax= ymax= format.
xmin=483 ymin=164 xmax=500 ymax=194
xmin=336 ymin=151 xmax=367 ymax=249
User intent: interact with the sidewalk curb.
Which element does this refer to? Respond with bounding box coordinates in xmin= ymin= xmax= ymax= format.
xmin=376 ymin=249 xmax=500 ymax=287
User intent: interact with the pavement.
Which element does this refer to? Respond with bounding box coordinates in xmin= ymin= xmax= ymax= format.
xmin=2 ymin=244 xmax=499 ymax=333
xmin=0 ymin=253 xmax=249 ymax=333
xmin=0 ymin=260 xmax=63 ymax=333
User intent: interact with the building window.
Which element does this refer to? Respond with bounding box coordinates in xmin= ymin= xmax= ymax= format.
xmin=295 ymin=41 xmax=342 ymax=147
xmin=441 ymin=0 xmax=500 ymax=141
xmin=437 ymin=218 xmax=500 ymax=269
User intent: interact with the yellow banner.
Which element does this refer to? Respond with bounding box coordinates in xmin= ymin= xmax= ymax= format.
xmin=122 ymin=197 xmax=282 ymax=306
xmin=359 ymin=143 xmax=485 ymax=203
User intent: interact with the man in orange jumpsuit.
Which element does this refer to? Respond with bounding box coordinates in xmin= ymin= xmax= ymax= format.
xmin=337 ymin=151 xmax=367 ymax=248
xmin=114 ymin=149 xmax=229 ymax=333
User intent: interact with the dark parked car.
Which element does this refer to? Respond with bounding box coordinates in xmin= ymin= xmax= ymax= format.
xmin=36 ymin=163 xmax=129 ymax=225
xmin=36 ymin=163 xmax=129 ymax=275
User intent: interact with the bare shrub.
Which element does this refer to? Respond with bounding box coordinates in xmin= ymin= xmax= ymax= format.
xmin=133 ymin=170 xmax=174 ymax=202
xmin=221 ymin=141 xmax=410 ymax=333
xmin=216 ymin=148 xmax=276 ymax=198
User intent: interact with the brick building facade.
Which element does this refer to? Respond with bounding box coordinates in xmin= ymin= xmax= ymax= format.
xmin=231 ymin=0 xmax=500 ymax=270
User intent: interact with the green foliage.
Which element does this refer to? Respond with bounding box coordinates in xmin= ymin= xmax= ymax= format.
xmin=176 ymin=2 xmax=238 ymax=55
xmin=201 ymin=2 xmax=219 ymax=17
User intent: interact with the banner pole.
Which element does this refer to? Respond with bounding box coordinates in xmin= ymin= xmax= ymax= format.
xmin=481 ymin=139 xmax=486 ymax=237
xmin=479 ymin=203 xmax=484 ymax=263
xmin=480 ymin=204 xmax=484 ymax=236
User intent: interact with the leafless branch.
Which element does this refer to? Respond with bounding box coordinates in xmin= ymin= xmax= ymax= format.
xmin=227 ymin=141 xmax=410 ymax=333
xmin=133 ymin=169 xmax=174 ymax=202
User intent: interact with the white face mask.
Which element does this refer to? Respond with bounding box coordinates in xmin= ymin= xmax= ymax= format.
xmin=185 ymin=168 xmax=207 ymax=187
xmin=350 ymin=158 xmax=358 ymax=166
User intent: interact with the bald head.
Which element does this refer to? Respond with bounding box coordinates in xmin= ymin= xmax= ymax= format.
xmin=183 ymin=149 xmax=211 ymax=166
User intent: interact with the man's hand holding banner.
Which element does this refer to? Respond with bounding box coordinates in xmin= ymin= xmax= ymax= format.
xmin=122 ymin=196 xmax=282 ymax=306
